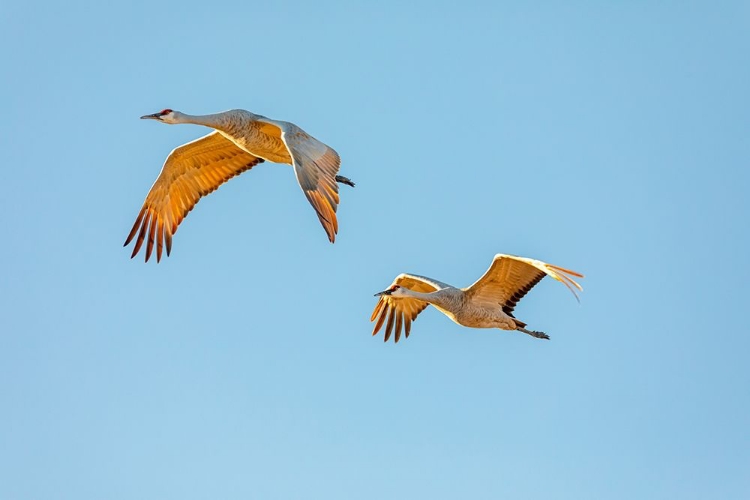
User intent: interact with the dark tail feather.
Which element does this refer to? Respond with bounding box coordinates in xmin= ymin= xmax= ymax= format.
xmin=335 ymin=175 xmax=355 ymax=187
xmin=512 ymin=318 xmax=527 ymax=328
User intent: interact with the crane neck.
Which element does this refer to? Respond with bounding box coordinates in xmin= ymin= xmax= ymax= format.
xmin=172 ymin=111 xmax=231 ymax=129
xmin=400 ymin=288 xmax=455 ymax=309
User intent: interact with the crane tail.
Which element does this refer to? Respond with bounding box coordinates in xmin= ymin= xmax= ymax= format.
xmin=512 ymin=318 xmax=528 ymax=328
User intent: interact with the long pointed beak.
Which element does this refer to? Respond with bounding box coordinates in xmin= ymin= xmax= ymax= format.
xmin=140 ymin=113 xmax=162 ymax=120
xmin=374 ymin=290 xmax=390 ymax=297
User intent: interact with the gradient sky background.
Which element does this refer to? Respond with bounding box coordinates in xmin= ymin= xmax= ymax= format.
xmin=1 ymin=1 xmax=749 ymax=499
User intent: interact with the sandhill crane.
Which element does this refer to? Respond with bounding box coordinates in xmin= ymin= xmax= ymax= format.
xmin=371 ymin=254 xmax=583 ymax=343
xmin=124 ymin=108 xmax=355 ymax=262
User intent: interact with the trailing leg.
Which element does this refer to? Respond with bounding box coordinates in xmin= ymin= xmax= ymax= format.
xmin=516 ymin=326 xmax=550 ymax=340
xmin=335 ymin=175 xmax=355 ymax=187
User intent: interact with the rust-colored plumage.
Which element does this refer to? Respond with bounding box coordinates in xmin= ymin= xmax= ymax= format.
xmin=371 ymin=255 xmax=584 ymax=343
xmin=124 ymin=132 xmax=263 ymax=262
xmin=125 ymin=109 xmax=353 ymax=262
xmin=371 ymin=274 xmax=440 ymax=343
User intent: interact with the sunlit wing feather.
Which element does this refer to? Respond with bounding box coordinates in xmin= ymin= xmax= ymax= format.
xmin=464 ymin=254 xmax=584 ymax=315
xmin=370 ymin=274 xmax=451 ymax=343
xmin=257 ymin=118 xmax=342 ymax=243
xmin=124 ymin=131 xmax=264 ymax=262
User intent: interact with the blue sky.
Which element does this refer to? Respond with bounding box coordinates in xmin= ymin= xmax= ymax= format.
xmin=1 ymin=1 xmax=749 ymax=498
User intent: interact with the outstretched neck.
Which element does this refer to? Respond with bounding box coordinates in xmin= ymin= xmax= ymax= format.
xmin=172 ymin=111 xmax=231 ymax=129
xmin=401 ymin=288 xmax=456 ymax=309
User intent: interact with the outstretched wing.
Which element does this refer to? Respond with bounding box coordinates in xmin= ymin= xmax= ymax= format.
xmin=370 ymin=274 xmax=450 ymax=343
xmin=124 ymin=131 xmax=264 ymax=262
xmin=256 ymin=118 xmax=342 ymax=243
xmin=464 ymin=254 xmax=584 ymax=315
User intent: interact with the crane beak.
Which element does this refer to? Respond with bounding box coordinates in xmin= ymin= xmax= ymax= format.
xmin=140 ymin=113 xmax=162 ymax=120
xmin=374 ymin=290 xmax=391 ymax=297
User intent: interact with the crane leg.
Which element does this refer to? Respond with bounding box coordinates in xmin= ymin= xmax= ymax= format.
xmin=516 ymin=326 xmax=550 ymax=340
xmin=335 ymin=175 xmax=355 ymax=187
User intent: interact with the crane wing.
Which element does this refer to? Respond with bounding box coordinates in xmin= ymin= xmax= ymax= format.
xmin=256 ymin=118 xmax=342 ymax=243
xmin=370 ymin=274 xmax=450 ymax=343
xmin=464 ymin=254 xmax=584 ymax=315
xmin=124 ymin=131 xmax=264 ymax=262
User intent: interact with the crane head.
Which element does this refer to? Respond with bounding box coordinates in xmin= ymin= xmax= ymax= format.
xmin=374 ymin=285 xmax=402 ymax=297
xmin=140 ymin=109 xmax=175 ymax=123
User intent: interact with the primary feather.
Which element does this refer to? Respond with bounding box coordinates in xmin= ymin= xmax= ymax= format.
xmin=125 ymin=109 xmax=354 ymax=262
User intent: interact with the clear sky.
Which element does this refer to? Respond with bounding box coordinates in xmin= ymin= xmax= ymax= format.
xmin=1 ymin=1 xmax=749 ymax=498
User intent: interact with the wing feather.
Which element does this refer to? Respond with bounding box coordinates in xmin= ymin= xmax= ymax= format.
xmin=124 ymin=132 xmax=264 ymax=262
xmin=256 ymin=118 xmax=343 ymax=243
xmin=370 ymin=274 xmax=450 ymax=343
xmin=465 ymin=254 xmax=584 ymax=315
xmin=370 ymin=299 xmax=386 ymax=322
xmin=372 ymin=304 xmax=389 ymax=335
xmin=394 ymin=312 xmax=404 ymax=343
xmin=384 ymin=307 xmax=396 ymax=343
